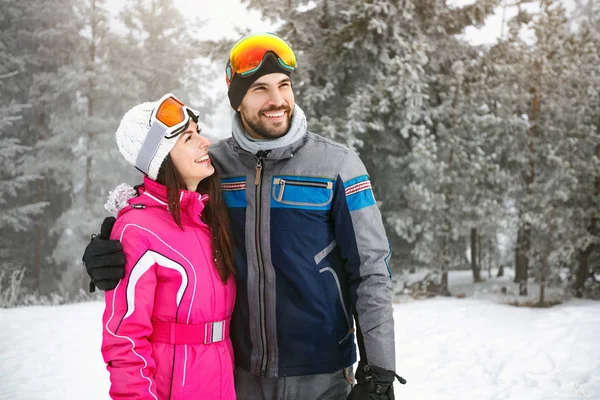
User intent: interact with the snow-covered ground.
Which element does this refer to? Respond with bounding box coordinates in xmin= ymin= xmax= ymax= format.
xmin=1 ymin=288 xmax=599 ymax=399
xmin=393 ymin=298 xmax=599 ymax=400
xmin=397 ymin=267 xmax=568 ymax=305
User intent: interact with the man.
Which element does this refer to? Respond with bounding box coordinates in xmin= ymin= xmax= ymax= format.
xmin=83 ymin=32 xmax=404 ymax=399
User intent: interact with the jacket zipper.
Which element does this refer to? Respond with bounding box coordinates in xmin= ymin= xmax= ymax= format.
xmin=254 ymin=150 xmax=269 ymax=377
xmin=273 ymin=178 xmax=333 ymax=201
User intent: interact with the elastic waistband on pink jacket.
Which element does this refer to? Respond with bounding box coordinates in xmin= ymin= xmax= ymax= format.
xmin=149 ymin=318 xmax=231 ymax=345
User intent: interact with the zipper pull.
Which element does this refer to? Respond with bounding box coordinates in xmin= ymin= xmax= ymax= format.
xmin=277 ymin=179 xmax=286 ymax=201
xmin=254 ymin=150 xmax=270 ymax=185
xmin=255 ymin=158 xmax=263 ymax=185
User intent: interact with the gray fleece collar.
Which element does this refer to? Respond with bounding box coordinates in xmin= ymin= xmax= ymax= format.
xmin=231 ymin=104 xmax=307 ymax=154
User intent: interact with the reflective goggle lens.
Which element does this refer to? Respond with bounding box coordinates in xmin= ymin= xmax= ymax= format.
xmin=227 ymin=33 xmax=296 ymax=84
xmin=155 ymin=96 xmax=186 ymax=127
xmin=137 ymin=93 xmax=199 ymax=175
xmin=151 ymin=94 xmax=200 ymax=139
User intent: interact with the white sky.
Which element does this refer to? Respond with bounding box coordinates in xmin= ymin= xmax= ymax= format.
xmin=202 ymin=0 xmax=502 ymax=44
xmin=105 ymin=0 xmax=274 ymax=40
xmin=452 ymin=0 xmax=577 ymax=46
xmin=105 ymin=0 xmax=505 ymax=44
xmin=181 ymin=0 xmax=275 ymax=41
xmin=105 ymin=0 xmax=579 ymax=50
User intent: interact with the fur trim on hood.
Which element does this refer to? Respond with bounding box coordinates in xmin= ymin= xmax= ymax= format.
xmin=104 ymin=183 xmax=137 ymax=216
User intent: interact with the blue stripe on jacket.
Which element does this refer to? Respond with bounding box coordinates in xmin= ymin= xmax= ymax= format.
xmin=343 ymin=174 xmax=376 ymax=211
xmin=221 ymin=176 xmax=247 ymax=208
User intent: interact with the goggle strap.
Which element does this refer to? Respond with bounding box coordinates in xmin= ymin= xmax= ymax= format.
xmin=277 ymin=57 xmax=295 ymax=71
xmin=135 ymin=122 xmax=168 ymax=176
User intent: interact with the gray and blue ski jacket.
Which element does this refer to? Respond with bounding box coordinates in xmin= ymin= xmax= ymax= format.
xmin=210 ymin=130 xmax=395 ymax=378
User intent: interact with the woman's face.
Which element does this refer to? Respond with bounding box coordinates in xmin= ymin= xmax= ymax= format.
xmin=169 ymin=120 xmax=214 ymax=191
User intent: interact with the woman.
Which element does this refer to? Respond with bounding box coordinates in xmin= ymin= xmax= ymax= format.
xmin=101 ymin=94 xmax=236 ymax=400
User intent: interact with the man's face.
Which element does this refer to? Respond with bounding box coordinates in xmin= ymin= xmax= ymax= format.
xmin=237 ymin=73 xmax=295 ymax=140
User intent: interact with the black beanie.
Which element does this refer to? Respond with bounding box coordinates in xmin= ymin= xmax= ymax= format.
xmin=227 ymin=54 xmax=293 ymax=110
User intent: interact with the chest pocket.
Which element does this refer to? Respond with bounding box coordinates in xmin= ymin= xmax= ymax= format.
xmin=270 ymin=176 xmax=335 ymax=210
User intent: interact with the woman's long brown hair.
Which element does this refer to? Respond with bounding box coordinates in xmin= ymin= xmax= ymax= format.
xmin=156 ymin=156 xmax=235 ymax=283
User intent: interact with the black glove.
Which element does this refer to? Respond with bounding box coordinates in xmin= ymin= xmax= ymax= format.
xmin=347 ymin=362 xmax=406 ymax=400
xmin=82 ymin=217 xmax=126 ymax=292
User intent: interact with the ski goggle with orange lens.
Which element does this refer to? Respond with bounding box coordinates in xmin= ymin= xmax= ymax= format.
xmin=135 ymin=93 xmax=200 ymax=175
xmin=150 ymin=93 xmax=200 ymax=139
xmin=225 ymin=33 xmax=297 ymax=86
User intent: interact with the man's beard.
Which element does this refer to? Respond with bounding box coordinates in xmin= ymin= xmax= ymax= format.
xmin=242 ymin=105 xmax=293 ymax=140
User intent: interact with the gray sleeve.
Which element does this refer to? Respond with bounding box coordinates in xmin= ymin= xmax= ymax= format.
xmin=334 ymin=150 xmax=396 ymax=371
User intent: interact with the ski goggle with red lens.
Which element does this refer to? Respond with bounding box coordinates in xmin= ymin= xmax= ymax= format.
xmin=135 ymin=93 xmax=200 ymax=175
xmin=225 ymin=33 xmax=297 ymax=86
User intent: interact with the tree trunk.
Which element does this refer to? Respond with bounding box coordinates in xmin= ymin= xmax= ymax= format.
xmin=595 ymin=144 xmax=600 ymax=197
xmin=516 ymin=58 xmax=541 ymax=297
xmin=33 ymin=179 xmax=46 ymax=291
xmin=471 ymin=227 xmax=481 ymax=282
xmin=79 ymin=0 xmax=99 ymax=293
xmin=441 ymin=230 xmax=450 ymax=295
xmin=478 ymin=232 xmax=483 ymax=279
xmin=438 ymin=79 xmax=463 ymax=296
xmin=488 ymin=237 xmax=493 ymax=278
xmin=515 ymin=222 xmax=529 ymax=296
xmin=439 ymin=214 xmax=452 ymax=297
xmin=575 ymin=246 xmax=592 ymax=298
xmin=33 ymin=109 xmax=48 ymax=291
xmin=441 ymin=266 xmax=449 ymax=295
xmin=539 ymin=208 xmax=553 ymax=305
xmin=85 ymin=0 xmax=97 ymax=207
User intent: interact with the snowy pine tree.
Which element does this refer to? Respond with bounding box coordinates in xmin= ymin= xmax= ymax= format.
xmin=485 ymin=0 xmax=600 ymax=300
xmin=119 ymin=0 xmax=196 ymax=100
xmin=51 ymin=0 xmax=215 ymax=294
xmin=0 ymin=101 xmax=48 ymax=272
xmin=0 ymin=0 xmax=85 ymax=292
xmin=238 ymin=1 xmax=499 ymax=290
xmin=49 ymin=0 xmax=135 ymax=292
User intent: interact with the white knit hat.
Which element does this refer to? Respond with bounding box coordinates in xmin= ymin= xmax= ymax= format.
xmin=115 ymin=95 xmax=197 ymax=180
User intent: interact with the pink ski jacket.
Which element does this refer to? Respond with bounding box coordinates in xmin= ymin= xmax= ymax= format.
xmin=101 ymin=177 xmax=236 ymax=400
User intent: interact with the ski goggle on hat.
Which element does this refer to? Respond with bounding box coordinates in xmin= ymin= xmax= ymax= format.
xmin=225 ymin=33 xmax=297 ymax=86
xmin=135 ymin=93 xmax=200 ymax=175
